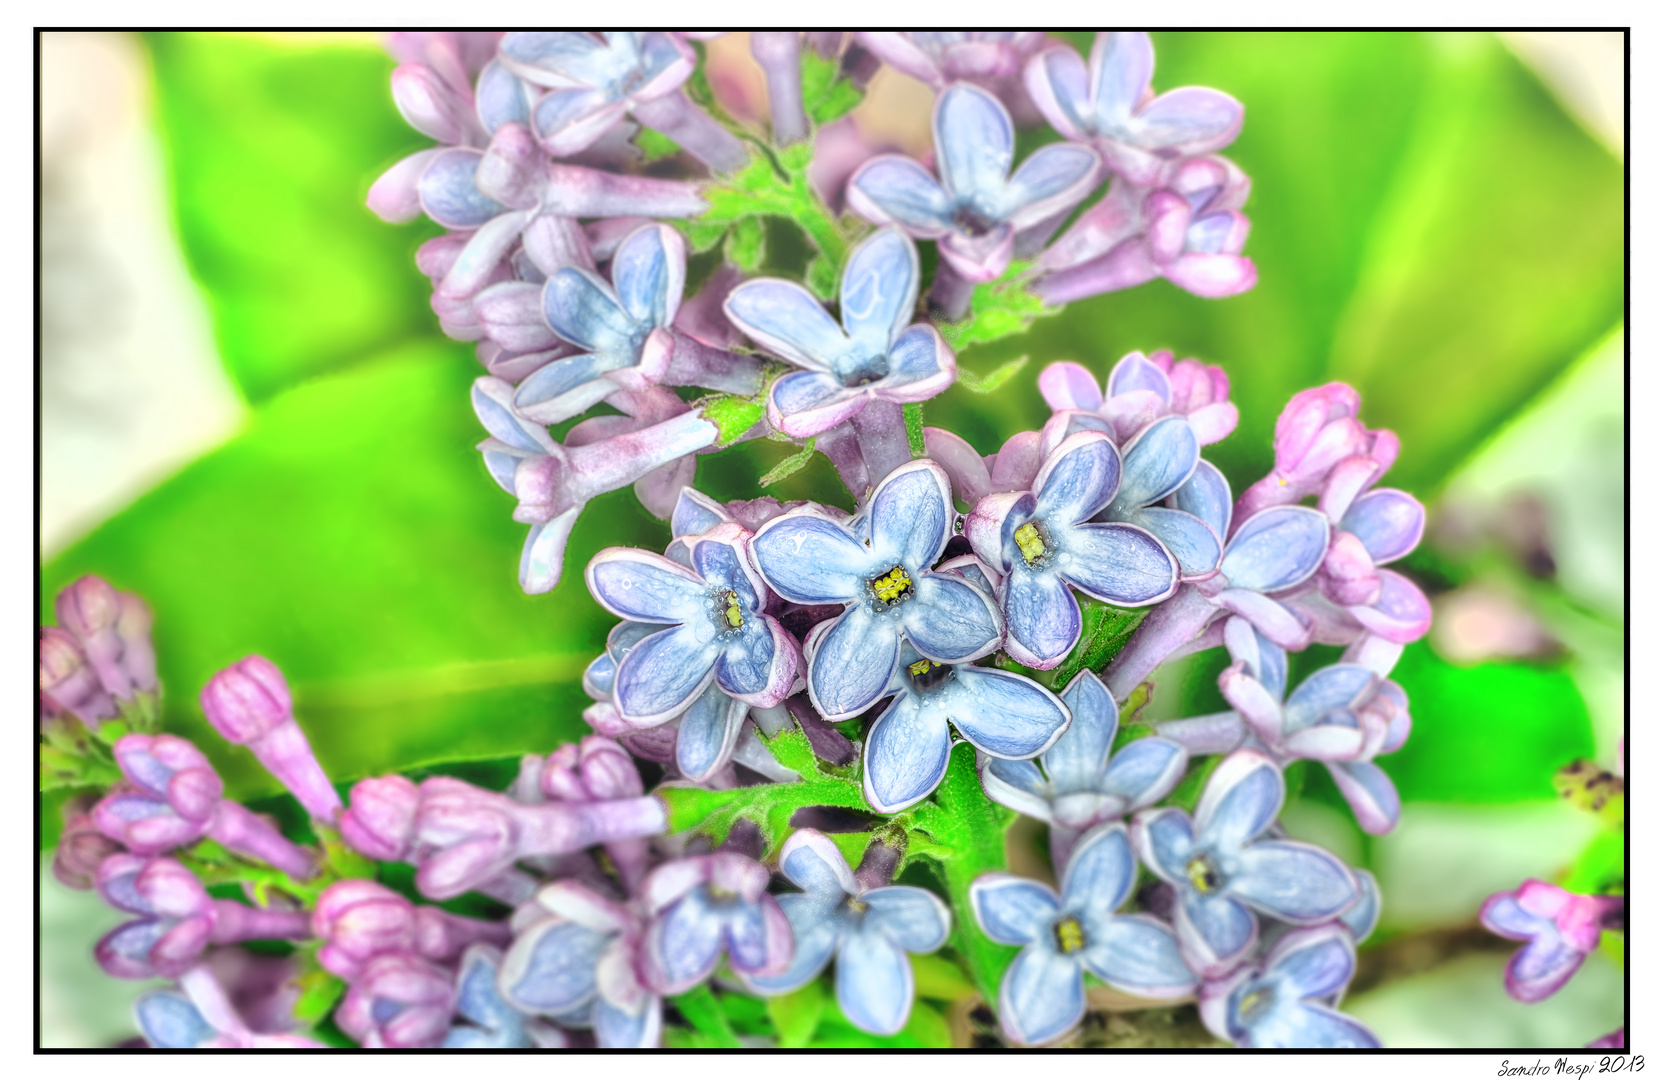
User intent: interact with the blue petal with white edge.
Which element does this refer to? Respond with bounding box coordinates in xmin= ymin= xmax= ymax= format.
xmin=671 ymin=489 xmax=729 ymax=538
xmin=1000 ymin=944 xmax=1085 ymax=1046
xmin=1342 ymin=489 xmax=1424 ymax=564
xmin=500 ymin=920 xmax=606 ymax=1014
xmin=724 ymin=278 xmax=850 ymax=371
xmin=780 ymin=830 xmax=860 ymax=903
xmin=810 ymin=608 xmax=902 ymax=720
xmin=1266 ymin=930 xmax=1356 ymax=1001
xmin=542 ymin=268 xmax=639 ymax=356
xmin=934 ymin=84 xmax=1014 ymax=205
xmin=1091 ymin=32 xmax=1153 ymax=123
xmin=902 ymin=575 xmax=1002 ymax=662
xmin=610 ymin=225 xmax=683 ymax=329
xmin=419 ymin=149 xmax=507 ymax=229
xmin=864 ymin=886 xmax=951 ymax=953
xmin=652 ymin=891 xmax=725 ymax=990
xmin=1108 ymin=351 xmax=1172 ymax=401
xmin=1172 ymin=459 xmax=1232 ymax=538
xmin=998 ymin=143 xmax=1099 ymax=228
xmin=587 ymin=553 xmax=707 ymax=623
xmin=1283 ymin=665 xmax=1375 ymax=732
xmin=943 ymin=666 xmax=1070 ymax=759
xmin=849 ymin=156 xmax=955 ymax=232
xmin=514 ymin=352 xmax=626 ymax=419
xmin=1099 ymin=737 xmax=1187 ymax=807
xmin=969 ymin=875 xmax=1059 ymax=945
xmin=476 ymin=61 xmax=530 ymax=133
xmin=135 ymin=991 xmax=214 ymax=1048
xmin=884 ymin=324 xmax=952 ymax=386
xmin=1108 ymin=416 xmax=1198 ymax=513
xmin=1236 ymin=1000 xmax=1380 ymax=1049
xmin=839 ymin=229 xmax=918 ymax=353
xmin=1135 ymin=807 xmax=1196 ymax=882
xmin=594 ymin=997 xmax=661 ymax=1049
xmin=868 ymin=462 xmax=952 ymax=571
xmin=1003 ymin=568 xmax=1081 ymax=666
xmin=674 ymin=683 xmax=748 ymax=781
xmin=614 ymin=624 xmax=717 ymax=722
xmin=1178 ymin=888 xmax=1256 ymax=966
xmin=1056 ymin=522 xmax=1177 ymax=605
xmin=746 ymin=893 xmax=840 ymax=993
xmin=983 ymin=757 xmax=1055 ymax=821
xmin=1196 ymin=753 xmax=1284 ymax=853
xmin=1047 ymin=671 xmax=1119 ymax=792
xmin=1229 ymin=842 xmax=1358 ymax=922
xmin=1034 ymin=434 xmax=1121 ymax=525
xmin=1342 ymin=869 xmax=1381 ymax=942
xmin=1122 ymin=507 xmax=1221 ymax=577
xmin=836 ymin=927 xmax=915 ymax=1035
xmin=862 ymin=695 xmax=952 ymax=812
xmin=1060 ymin=823 xmax=1137 ymax=913
xmin=1081 ymin=915 xmax=1196 ymax=998
xmin=751 ymin=515 xmax=871 ymax=605
xmin=1220 ymin=507 xmax=1329 ymax=593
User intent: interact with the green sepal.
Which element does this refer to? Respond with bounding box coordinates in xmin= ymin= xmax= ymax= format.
xmin=801 ymin=49 xmax=863 ymax=126
xmin=903 ymin=403 xmax=927 ymax=457
xmin=759 ymin=438 xmax=818 ymax=486
xmin=701 ymin=393 xmax=768 ymax=445
xmin=724 ymin=214 xmax=767 ymax=272
xmin=634 ymin=126 xmax=682 ymax=163
xmin=955 ymin=355 xmax=1031 ymax=394
xmin=937 ymin=262 xmax=1057 ymax=353
xmin=39 ymin=744 xmax=121 ymax=792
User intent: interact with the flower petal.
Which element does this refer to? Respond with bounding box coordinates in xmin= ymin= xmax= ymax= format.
xmin=1000 ymin=943 xmax=1085 ymax=1046
xmin=1341 ymin=489 xmax=1424 ymax=565
xmin=1099 ymin=736 xmax=1187 ymax=809
xmin=614 ymin=624 xmax=717 ymax=724
xmin=1109 ymin=416 xmax=1198 ymax=512
xmin=1132 ymin=807 xmax=1195 ymax=883
xmin=1220 ymin=507 xmax=1330 ymax=593
xmin=780 ymin=828 xmax=861 ymax=903
xmin=1082 ymin=914 xmax=1196 ymax=998
xmin=418 ymin=149 xmax=507 ymax=229
xmin=1000 ymin=143 xmax=1099 ymax=230
xmin=1263 ymin=926 xmax=1356 ymax=1001
xmin=876 ymin=324 xmax=956 ymax=398
xmin=750 ymin=513 xmax=871 ymax=605
xmin=902 ymin=574 xmax=1003 ymax=663
xmin=1038 ymin=361 xmax=1104 ymax=413
xmin=861 ymin=694 xmax=952 ymax=812
xmin=1046 ymin=671 xmax=1119 ymax=792
xmin=934 ymin=83 xmax=1015 ymax=206
xmin=1240 ymin=1001 xmax=1379 ymax=1049
xmin=1056 ymin=522 xmax=1178 ymax=605
xmin=1176 ymin=889 xmax=1257 ymax=973
xmin=610 ymin=224 xmax=686 ymax=329
xmin=499 ymin=919 xmax=605 ymax=1015
xmin=1342 ymin=868 xmax=1381 ymax=942
xmin=1283 ymin=665 xmax=1374 ymax=733
xmin=1132 ymin=86 xmax=1244 ymax=157
xmin=1002 ymin=567 xmax=1081 ymax=668
xmin=135 ymin=990 xmax=214 ymax=1049
xmin=1214 ymin=589 xmax=1313 ymax=651
xmin=1172 ymin=459 xmax=1232 ymax=538
xmin=1504 ymin=936 xmax=1588 ymax=1003
xmin=1090 ymin=31 xmax=1153 ymax=122
xmin=864 ymin=886 xmax=952 ymax=953
xmin=1034 ymin=432 xmax=1121 ymax=525
xmin=1346 ymin=569 xmax=1432 ymax=644
xmin=868 ymin=460 xmax=954 ymax=571
xmin=594 ymin=996 xmax=661 ymax=1049
xmin=943 ymin=666 xmax=1071 ymax=759
xmin=647 ymin=892 xmax=725 ymax=993
xmin=475 ymin=60 xmax=530 ymax=133
xmin=969 ymin=874 xmax=1059 ymax=945
xmin=809 ymin=608 xmax=902 ymax=720
xmin=513 ymin=352 xmax=626 ymax=425
xmin=1025 ymin=45 xmax=1092 ymax=139
xmin=981 ymin=756 xmax=1055 ymax=821
xmin=585 ymin=549 xmax=707 ymax=623
xmin=725 ymin=895 xmax=795 ymax=977
xmin=768 ymin=371 xmax=869 ymax=437
xmin=532 ymin=88 xmax=629 ymax=156
xmin=846 ymin=155 xmax=955 ymax=234
xmin=1326 ymin=760 xmax=1402 ymax=835
xmin=840 ymin=228 xmax=919 ymax=355
xmin=1229 ymin=841 xmax=1358 ymax=923
xmin=836 ymin=928 xmax=915 ymax=1036
xmin=1123 ymin=507 xmax=1221 ymax=578
xmin=1195 ymin=751 xmax=1284 ymax=853
xmin=745 ymin=893 xmax=842 ymax=995
xmin=724 ymin=278 xmax=849 ymax=371
xmin=674 ymin=683 xmax=749 ymax=782
xmin=1060 ymin=822 xmax=1136 ymax=914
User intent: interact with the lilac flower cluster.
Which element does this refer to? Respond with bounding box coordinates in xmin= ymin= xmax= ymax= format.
xmin=45 ymin=31 xmax=1442 ymax=1051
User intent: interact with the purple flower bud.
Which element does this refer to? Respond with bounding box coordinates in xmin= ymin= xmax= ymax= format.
xmin=52 ymin=794 xmax=123 ymax=890
xmin=40 ymin=625 xmax=115 ymax=725
xmin=56 ymin=575 xmax=157 ymax=702
xmin=1480 ymin=880 xmax=1625 ymax=1003
xmin=94 ymin=855 xmax=215 ymax=979
xmin=336 ymin=952 xmax=456 ymax=1049
xmin=340 ymin=775 xmax=421 ymax=861
xmin=201 ymin=656 xmax=342 ymax=822
xmin=391 ymin=61 xmax=482 ymax=146
xmin=95 ymin=735 xmax=223 ymax=852
xmin=313 ymin=880 xmax=510 ymax=981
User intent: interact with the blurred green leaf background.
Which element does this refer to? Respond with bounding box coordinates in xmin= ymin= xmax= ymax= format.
xmin=39 ymin=31 xmax=1623 ymax=1048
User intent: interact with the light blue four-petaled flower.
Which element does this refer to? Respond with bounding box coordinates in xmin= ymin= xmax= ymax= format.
xmin=1199 ymin=925 xmax=1380 ymax=1049
xmin=1131 ymin=750 xmax=1360 ymax=976
xmin=744 ymin=829 xmax=951 ymax=1035
xmin=749 ymin=459 xmax=1005 ymax=722
xmin=971 ymin=821 xmax=1196 ymax=1046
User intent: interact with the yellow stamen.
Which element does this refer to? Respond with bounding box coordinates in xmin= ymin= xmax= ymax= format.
xmin=872 ymin=566 xmax=912 ymax=603
xmin=908 ymin=657 xmax=940 ymax=677
xmin=720 ymin=589 xmax=744 ymax=630
xmin=1054 ymin=916 xmax=1086 ymax=955
xmin=1186 ymin=854 xmax=1221 ymax=894
xmin=1014 ymin=521 xmax=1046 ymax=565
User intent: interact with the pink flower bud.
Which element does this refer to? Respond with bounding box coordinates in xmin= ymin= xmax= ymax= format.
xmin=341 ymin=776 xmax=421 ymax=861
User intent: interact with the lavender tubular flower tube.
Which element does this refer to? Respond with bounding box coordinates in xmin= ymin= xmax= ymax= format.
xmin=752 ymin=32 xmax=807 ymax=144
xmin=749 ymin=460 xmax=1004 ymax=720
xmin=965 ymin=430 xmax=1178 ymax=670
xmin=743 ymin=829 xmax=951 ymax=1036
xmin=201 ymin=655 xmax=341 ymax=822
xmin=971 ymin=822 xmax=1196 ymax=1045
xmin=1131 ymin=751 xmax=1358 ymax=976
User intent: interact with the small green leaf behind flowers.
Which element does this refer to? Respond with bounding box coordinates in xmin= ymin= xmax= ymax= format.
xmin=758 ymin=437 xmax=817 ymax=487
xmin=937 ymin=262 xmax=1058 ymax=353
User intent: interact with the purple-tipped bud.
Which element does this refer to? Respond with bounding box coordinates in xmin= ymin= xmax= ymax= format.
xmin=202 ymin=656 xmax=341 ymax=822
xmin=52 ymin=795 xmax=124 ymax=890
xmin=391 ymin=62 xmax=478 ymax=146
xmin=56 ymin=575 xmax=135 ymax=699
xmin=313 ymin=880 xmax=509 ymax=980
xmin=40 ymin=625 xmax=116 ymax=724
xmin=95 ymin=735 xmax=223 ymax=853
xmin=341 ymin=775 xmax=421 ymax=861
xmin=94 ymin=855 xmax=215 ymax=979
xmin=337 ymin=953 xmax=456 ymax=1049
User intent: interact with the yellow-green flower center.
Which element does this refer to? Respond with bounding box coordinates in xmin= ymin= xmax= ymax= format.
xmin=907 ymin=657 xmax=940 ymax=677
xmin=1054 ymin=915 xmax=1087 ymax=955
xmin=1186 ymin=854 xmax=1223 ymax=895
xmin=717 ymin=588 xmax=744 ymax=630
xmin=1237 ymin=985 xmax=1273 ymax=1023
xmin=871 ymin=565 xmax=913 ymax=605
xmin=1014 ymin=520 xmax=1049 ymax=566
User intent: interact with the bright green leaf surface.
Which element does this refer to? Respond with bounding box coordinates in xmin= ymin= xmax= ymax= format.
xmin=145 ymin=33 xmax=438 ymax=403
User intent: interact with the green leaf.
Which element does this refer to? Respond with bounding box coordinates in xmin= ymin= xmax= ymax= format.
xmin=758 ymin=438 xmax=817 ymax=486
xmin=144 ymin=33 xmax=439 ymax=403
xmin=40 ymin=342 xmax=663 ymax=797
xmin=634 ymin=126 xmax=682 ymax=163
xmin=693 ymin=142 xmax=850 ymax=274
xmin=658 ymin=722 xmax=870 ymax=854
xmin=937 ymin=263 xmax=1057 ymax=353
xmin=903 ymin=403 xmax=926 ymax=457
xmin=804 ymin=253 xmax=838 ymax=300
xmin=903 ymin=744 xmax=1016 ymax=1007
xmin=766 ymin=980 xmax=826 ymax=1048
xmin=703 ymin=392 xmax=768 ymax=445
xmin=955 ymin=355 xmax=1031 ymax=394
xmin=1048 ymin=599 xmax=1147 ymax=690
xmin=807 ymin=996 xmax=953 ymax=1049
xmin=668 ymin=985 xmax=743 ymax=1048
xmin=801 ymin=49 xmax=863 ymax=126
xmin=724 ymin=214 xmax=767 ymax=272
xmin=1379 ymin=641 xmax=1594 ymax=803
xmin=911 ymin=952 xmax=976 ymax=1003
